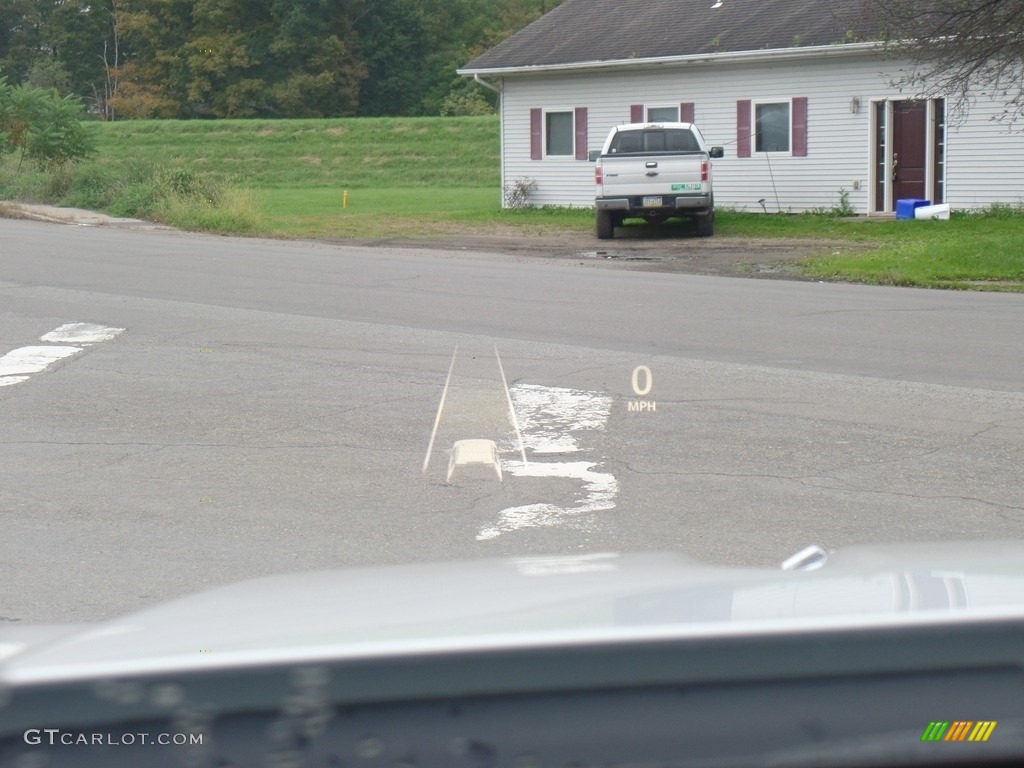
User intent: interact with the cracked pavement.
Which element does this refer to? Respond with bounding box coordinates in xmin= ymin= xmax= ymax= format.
xmin=2 ymin=217 xmax=1024 ymax=622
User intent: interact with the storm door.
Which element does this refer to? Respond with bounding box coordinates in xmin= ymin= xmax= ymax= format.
xmin=872 ymin=99 xmax=946 ymax=213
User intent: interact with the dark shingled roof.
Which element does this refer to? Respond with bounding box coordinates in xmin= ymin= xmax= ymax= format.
xmin=462 ymin=0 xmax=875 ymax=71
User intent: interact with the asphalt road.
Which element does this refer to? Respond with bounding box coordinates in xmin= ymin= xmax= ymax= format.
xmin=2 ymin=219 xmax=1024 ymax=623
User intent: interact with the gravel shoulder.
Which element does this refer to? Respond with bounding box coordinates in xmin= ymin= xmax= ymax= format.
xmin=340 ymin=230 xmax=843 ymax=278
xmin=1 ymin=202 xmax=850 ymax=279
xmin=0 ymin=201 xmax=169 ymax=230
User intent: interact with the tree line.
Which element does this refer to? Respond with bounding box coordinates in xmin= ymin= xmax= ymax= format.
xmin=0 ymin=0 xmax=565 ymax=119
xmin=5 ymin=0 xmax=1018 ymax=127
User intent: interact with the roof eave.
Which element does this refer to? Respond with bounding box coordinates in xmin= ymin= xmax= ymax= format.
xmin=458 ymin=41 xmax=881 ymax=78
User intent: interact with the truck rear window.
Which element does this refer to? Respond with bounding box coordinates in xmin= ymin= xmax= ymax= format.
xmin=608 ymin=129 xmax=700 ymax=154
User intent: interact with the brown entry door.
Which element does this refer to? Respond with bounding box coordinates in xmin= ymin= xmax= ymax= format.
xmin=892 ymin=101 xmax=927 ymax=202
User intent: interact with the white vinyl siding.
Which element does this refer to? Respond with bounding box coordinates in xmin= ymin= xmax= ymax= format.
xmin=943 ymin=102 xmax=1022 ymax=209
xmin=496 ymin=51 xmax=1024 ymax=212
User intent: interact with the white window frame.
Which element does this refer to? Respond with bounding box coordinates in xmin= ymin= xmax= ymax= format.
xmin=646 ymin=105 xmax=680 ymax=123
xmin=544 ymin=109 xmax=575 ymax=158
xmin=753 ymin=99 xmax=792 ymax=155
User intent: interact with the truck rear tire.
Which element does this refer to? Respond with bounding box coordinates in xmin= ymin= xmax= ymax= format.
xmin=596 ymin=210 xmax=615 ymax=239
xmin=695 ymin=211 xmax=714 ymax=238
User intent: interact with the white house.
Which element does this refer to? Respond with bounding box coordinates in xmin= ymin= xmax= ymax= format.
xmin=458 ymin=0 xmax=1024 ymax=214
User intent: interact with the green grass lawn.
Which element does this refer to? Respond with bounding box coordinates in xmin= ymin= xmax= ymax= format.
xmin=794 ymin=213 xmax=1024 ymax=290
xmin=256 ymin=187 xmax=593 ymax=238
xmin=88 ymin=116 xmax=501 ymax=189
xmin=2 ymin=116 xmax=1022 ymax=289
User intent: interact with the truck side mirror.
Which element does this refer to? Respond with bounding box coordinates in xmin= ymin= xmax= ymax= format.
xmin=709 ymin=146 xmax=724 ymax=159
xmin=588 ymin=150 xmax=601 ymax=162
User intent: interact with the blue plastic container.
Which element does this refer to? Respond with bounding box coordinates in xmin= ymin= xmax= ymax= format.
xmin=896 ymin=199 xmax=930 ymax=220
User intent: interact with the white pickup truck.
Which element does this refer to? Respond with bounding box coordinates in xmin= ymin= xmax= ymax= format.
xmin=594 ymin=122 xmax=723 ymax=239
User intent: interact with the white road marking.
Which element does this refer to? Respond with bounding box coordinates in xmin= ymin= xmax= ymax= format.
xmin=477 ymin=461 xmax=618 ymax=541
xmin=477 ymin=384 xmax=616 ymax=541
xmin=508 ymin=384 xmax=614 ymax=454
xmin=0 ymin=345 xmax=82 ymax=377
xmin=0 ymin=323 xmax=124 ymax=387
xmin=40 ymin=322 xmax=124 ymax=344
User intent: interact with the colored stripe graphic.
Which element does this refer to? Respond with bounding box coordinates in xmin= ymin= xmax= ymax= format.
xmin=969 ymin=722 xmax=997 ymax=742
xmin=922 ymin=721 xmax=996 ymax=742
xmin=945 ymin=721 xmax=972 ymax=741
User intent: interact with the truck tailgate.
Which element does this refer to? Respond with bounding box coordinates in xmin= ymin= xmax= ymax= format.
xmin=599 ymin=155 xmax=705 ymax=197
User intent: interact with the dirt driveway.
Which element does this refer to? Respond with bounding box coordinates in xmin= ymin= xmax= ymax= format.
xmin=2 ymin=202 xmax=848 ymax=280
xmin=338 ymin=226 xmax=852 ymax=280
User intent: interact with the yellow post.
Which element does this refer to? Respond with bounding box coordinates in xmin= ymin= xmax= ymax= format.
xmin=342 ymin=190 xmax=349 ymax=209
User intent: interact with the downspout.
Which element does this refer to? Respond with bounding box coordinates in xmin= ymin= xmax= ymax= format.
xmin=473 ymin=74 xmax=502 ymax=95
xmin=473 ymin=75 xmax=505 ymax=207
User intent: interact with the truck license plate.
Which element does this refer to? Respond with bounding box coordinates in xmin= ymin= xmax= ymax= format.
xmin=642 ymin=196 xmax=663 ymax=208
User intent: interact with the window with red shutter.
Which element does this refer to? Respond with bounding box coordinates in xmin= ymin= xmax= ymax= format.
xmin=737 ymin=98 xmax=808 ymax=156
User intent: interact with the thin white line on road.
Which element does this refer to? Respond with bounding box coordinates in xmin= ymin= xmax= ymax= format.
xmin=40 ymin=323 xmax=124 ymax=344
xmin=0 ymin=346 xmax=82 ymax=377
xmin=423 ymin=345 xmax=459 ymax=474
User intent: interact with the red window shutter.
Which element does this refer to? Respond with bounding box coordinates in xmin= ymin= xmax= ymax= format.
xmin=737 ymin=100 xmax=751 ymax=158
xmin=680 ymin=102 xmax=695 ymax=124
xmin=574 ymin=107 xmax=588 ymax=160
xmin=630 ymin=104 xmax=644 ymax=122
xmin=792 ymin=96 xmax=808 ymax=156
xmin=530 ymin=108 xmax=542 ymax=160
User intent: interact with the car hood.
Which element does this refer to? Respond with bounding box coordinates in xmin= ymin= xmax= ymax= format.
xmin=3 ymin=541 xmax=1024 ymax=685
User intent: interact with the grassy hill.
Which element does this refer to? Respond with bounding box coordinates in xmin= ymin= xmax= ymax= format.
xmin=1 ymin=115 xmax=538 ymax=237
xmin=88 ymin=116 xmax=502 ymax=189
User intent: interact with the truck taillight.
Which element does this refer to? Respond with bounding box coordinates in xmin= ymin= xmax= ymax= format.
xmin=595 ymin=165 xmax=603 ymax=185
xmin=701 ymin=161 xmax=709 ymax=182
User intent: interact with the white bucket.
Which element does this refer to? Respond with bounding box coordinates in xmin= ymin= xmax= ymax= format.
xmin=914 ymin=203 xmax=950 ymax=220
